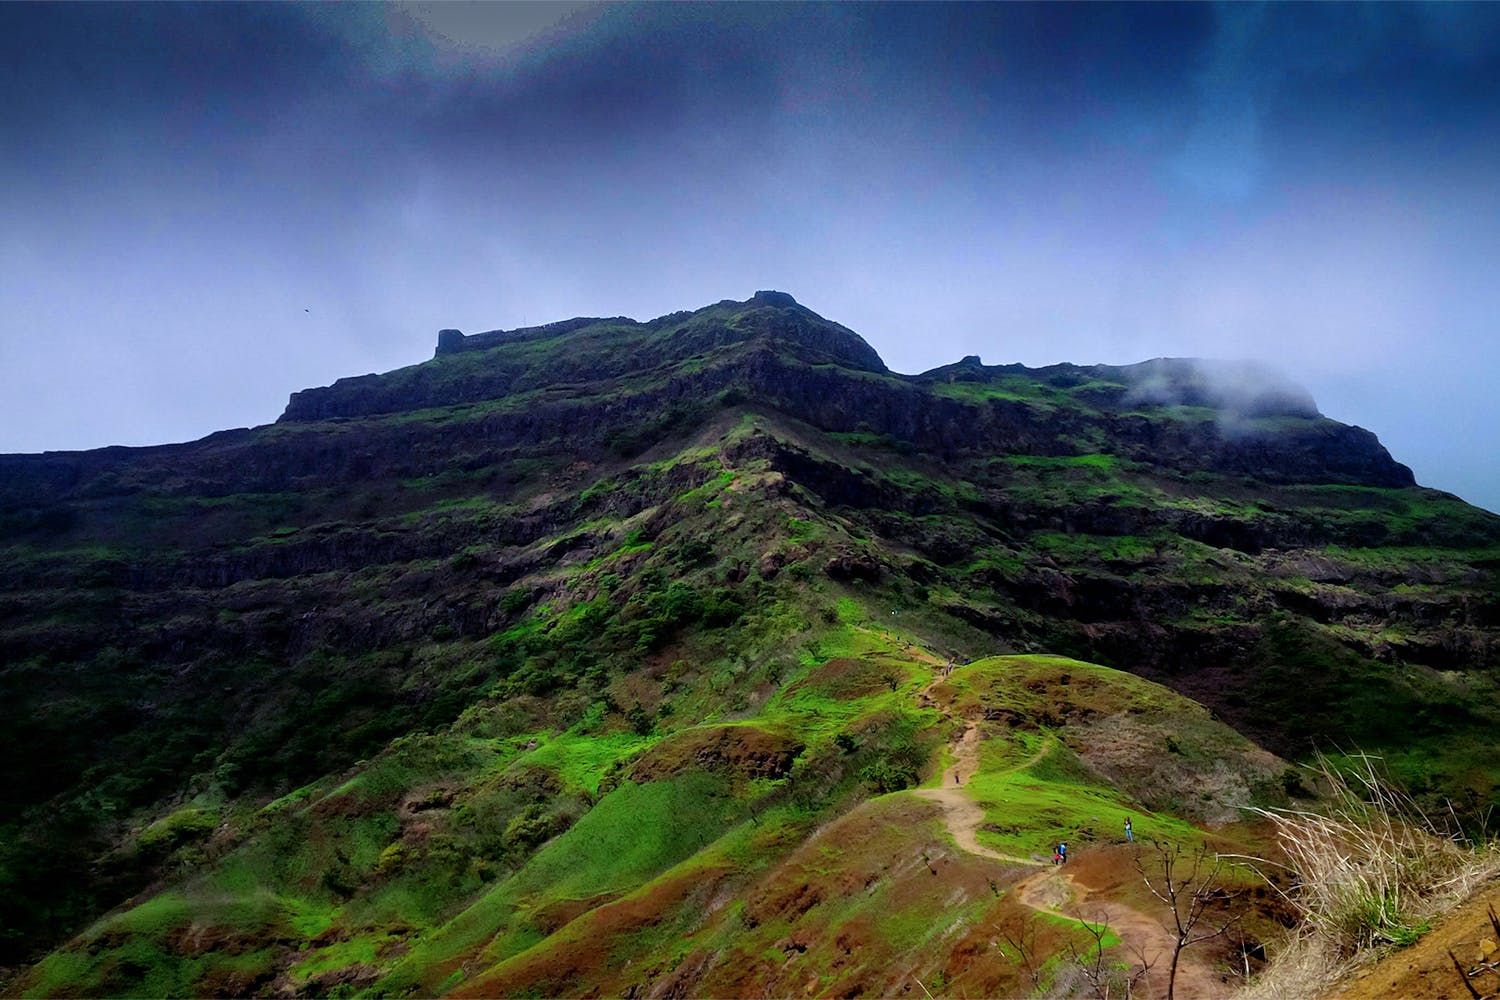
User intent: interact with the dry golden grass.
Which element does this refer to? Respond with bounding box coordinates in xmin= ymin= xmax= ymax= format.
xmin=1234 ymin=754 xmax=1500 ymax=998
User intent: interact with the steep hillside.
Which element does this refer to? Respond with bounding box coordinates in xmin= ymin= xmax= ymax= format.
xmin=2 ymin=291 xmax=1497 ymax=992
xmin=15 ymin=647 xmax=1287 ymax=999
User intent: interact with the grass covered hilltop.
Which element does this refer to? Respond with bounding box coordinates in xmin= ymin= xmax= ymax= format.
xmin=2 ymin=291 xmax=1498 ymax=997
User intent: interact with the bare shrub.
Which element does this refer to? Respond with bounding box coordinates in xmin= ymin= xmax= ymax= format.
xmin=1064 ymin=914 xmax=1153 ymax=999
xmin=996 ymin=910 xmax=1150 ymax=1000
xmin=1136 ymin=841 xmax=1243 ymax=1000
xmin=997 ymin=911 xmax=1045 ymax=992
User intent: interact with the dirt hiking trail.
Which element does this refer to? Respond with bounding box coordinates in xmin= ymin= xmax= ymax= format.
xmin=912 ymin=723 xmax=1046 ymax=867
xmin=1016 ymin=866 xmax=1231 ymax=999
xmin=913 ymin=673 xmax=1231 ymax=999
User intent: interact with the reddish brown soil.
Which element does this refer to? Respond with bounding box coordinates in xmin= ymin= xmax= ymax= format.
xmin=450 ymin=862 xmax=737 ymax=998
xmin=191 ymin=963 xmax=276 ymax=998
xmin=627 ymin=724 xmax=802 ymax=783
xmin=530 ymin=891 xmax=622 ymax=936
xmin=163 ymin=922 xmax=266 ymax=958
xmin=1331 ymin=875 xmax=1500 ymax=1000
xmin=785 ymin=656 xmax=905 ymax=700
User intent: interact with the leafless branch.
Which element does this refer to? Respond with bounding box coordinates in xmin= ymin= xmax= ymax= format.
xmin=1136 ymin=840 xmax=1243 ymax=1000
xmin=1448 ymin=949 xmax=1483 ymax=1000
xmin=997 ymin=912 xmax=1043 ymax=990
xmin=1064 ymin=912 xmax=1151 ymax=999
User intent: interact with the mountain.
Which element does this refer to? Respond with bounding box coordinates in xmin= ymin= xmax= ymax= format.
xmin=3 ymin=292 xmax=1498 ymax=996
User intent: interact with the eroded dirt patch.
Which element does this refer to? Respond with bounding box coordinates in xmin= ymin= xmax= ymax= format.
xmin=785 ymin=656 xmax=902 ymax=700
xmin=628 ymin=724 xmax=802 ymax=783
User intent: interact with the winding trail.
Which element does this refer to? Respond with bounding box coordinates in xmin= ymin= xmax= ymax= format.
xmin=909 ymin=668 xmax=1230 ymax=999
xmin=911 ymin=723 xmax=1045 ymax=867
xmin=1014 ymin=867 xmax=1230 ymax=999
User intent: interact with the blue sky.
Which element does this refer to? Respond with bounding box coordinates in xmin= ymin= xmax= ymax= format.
xmin=2 ymin=2 xmax=1497 ymax=511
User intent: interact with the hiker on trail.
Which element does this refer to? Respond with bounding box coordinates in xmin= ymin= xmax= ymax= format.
xmin=1124 ymin=818 xmax=1133 ymax=843
xmin=1058 ymin=841 xmax=1068 ymax=864
xmin=1052 ymin=844 xmax=1063 ymax=865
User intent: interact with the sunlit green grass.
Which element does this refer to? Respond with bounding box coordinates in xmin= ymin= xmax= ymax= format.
xmin=967 ymin=735 xmax=1200 ymax=858
xmin=376 ymin=769 xmax=748 ymax=993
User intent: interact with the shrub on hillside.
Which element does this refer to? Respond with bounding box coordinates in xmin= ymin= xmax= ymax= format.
xmin=135 ymin=807 xmax=217 ymax=857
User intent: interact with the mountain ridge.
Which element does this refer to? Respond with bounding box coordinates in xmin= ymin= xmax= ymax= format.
xmin=3 ymin=291 xmax=1405 ymax=491
xmin=264 ymin=291 xmax=1410 ymax=488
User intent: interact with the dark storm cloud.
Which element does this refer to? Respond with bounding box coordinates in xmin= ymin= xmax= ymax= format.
xmin=410 ymin=6 xmax=783 ymax=146
xmin=1 ymin=4 xmax=355 ymax=156
xmin=6 ymin=2 xmax=1494 ymax=186
xmin=1 ymin=2 xmax=1497 ymax=513
xmin=1173 ymin=2 xmax=1500 ymax=196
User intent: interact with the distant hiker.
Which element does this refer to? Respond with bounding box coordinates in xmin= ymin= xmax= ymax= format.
xmin=1124 ymin=818 xmax=1133 ymax=843
xmin=1058 ymin=841 xmax=1068 ymax=864
xmin=1052 ymin=846 xmax=1062 ymax=865
xmin=954 ymin=771 xmax=960 ymax=786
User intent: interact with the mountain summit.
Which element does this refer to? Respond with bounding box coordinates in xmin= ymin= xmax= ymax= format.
xmin=433 ymin=289 xmax=880 ymax=365
xmin=274 ymin=292 xmax=1410 ymax=489
xmin=281 ymin=291 xmax=886 ymax=423
xmin=2 ymin=292 xmax=1496 ymax=994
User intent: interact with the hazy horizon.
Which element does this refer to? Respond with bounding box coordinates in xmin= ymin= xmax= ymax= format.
xmin=3 ymin=2 xmax=1497 ymax=513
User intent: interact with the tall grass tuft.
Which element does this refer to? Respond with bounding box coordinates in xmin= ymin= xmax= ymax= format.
xmin=1239 ymin=753 xmax=1500 ymax=998
xmin=1258 ymin=754 xmax=1497 ymax=952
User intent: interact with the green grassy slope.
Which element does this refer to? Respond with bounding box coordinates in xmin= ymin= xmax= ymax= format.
xmin=18 ymin=639 xmax=1286 ymax=999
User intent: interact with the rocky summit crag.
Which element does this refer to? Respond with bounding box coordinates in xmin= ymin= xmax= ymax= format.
xmin=2 ymin=292 xmax=1498 ymax=996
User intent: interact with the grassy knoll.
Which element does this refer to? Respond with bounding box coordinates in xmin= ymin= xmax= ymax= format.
xmin=932 ymin=656 xmax=1275 ymax=858
xmin=965 ymin=734 xmax=1201 ymax=859
xmin=15 ymin=610 xmax=961 ymax=997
